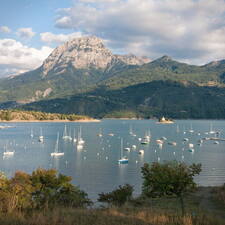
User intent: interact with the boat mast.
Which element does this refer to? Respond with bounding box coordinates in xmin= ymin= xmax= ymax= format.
xmin=121 ymin=138 xmax=123 ymax=158
xmin=55 ymin=132 xmax=59 ymax=153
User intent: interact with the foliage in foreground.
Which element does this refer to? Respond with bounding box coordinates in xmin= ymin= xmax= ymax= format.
xmin=141 ymin=161 xmax=202 ymax=215
xmin=0 ymin=169 xmax=91 ymax=213
xmin=98 ymin=184 xmax=134 ymax=207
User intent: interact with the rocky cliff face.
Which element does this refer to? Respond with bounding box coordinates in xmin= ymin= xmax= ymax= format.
xmin=42 ymin=36 xmax=150 ymax=76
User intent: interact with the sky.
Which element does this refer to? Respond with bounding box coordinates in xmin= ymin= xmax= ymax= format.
xmin=1 ymin=0 xmax=225 ymax=77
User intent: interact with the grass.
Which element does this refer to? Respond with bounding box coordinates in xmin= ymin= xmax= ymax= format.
xmin=0 ymin=207 xmax=224 ymax=225
xmin=0 ymin=187 xmax=224 ymax=225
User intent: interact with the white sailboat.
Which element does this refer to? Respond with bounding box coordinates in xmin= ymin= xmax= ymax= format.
xmin=141 ymin=130 xmax=151 ymax=145
xmin=129 ymin=125 xmax=133 ymax=135
xmin=62 ymin=125 xmax=72 ymax=141
xmin=77 ymin=126 xmax=85 ymax=145
xmin=3 ymin=144 xmax=15 ymax=157
xmin=209 ymin=123 xmax=216 ymax=134
xmin=183 ymin=126 xmax=186 ymax=134
xmin=38 ymin=128 xmax=44 ymax=143
xmin=129 ymin=125 xmax=136 ymax=136
xmin=97 ymin=128 xmax=103 ymax=137
xmin=118 ymin=138 xmax=128 ymax=164
xmin=73 ymin=129 xmax=77 ymax=143
xmin=30 ymin=128 xmax=34 ymax=138
xmin=189 ymin=123 xmax=194 ymax=133
xmin=51 ymin=133 xmax=64 ymax=157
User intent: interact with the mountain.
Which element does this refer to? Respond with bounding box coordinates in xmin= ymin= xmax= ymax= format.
xmin=42 ymin=37 xmax=149 ymax=76
xmin=0 ymin=36 xmax=150 ymax=103
xmin=1 ymin=36 xmax=225 ymax=118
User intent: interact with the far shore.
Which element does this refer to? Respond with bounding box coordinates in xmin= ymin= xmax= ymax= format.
xmin=0 ymin=119 xmax=101 ymax=123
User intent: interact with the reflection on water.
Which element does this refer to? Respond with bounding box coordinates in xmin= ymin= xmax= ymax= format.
xmin=0 ymin=119 xmax=224 ymax=201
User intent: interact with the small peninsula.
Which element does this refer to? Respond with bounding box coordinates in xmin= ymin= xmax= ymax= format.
xmin=0 ymin=110 xmax=99 ymax=122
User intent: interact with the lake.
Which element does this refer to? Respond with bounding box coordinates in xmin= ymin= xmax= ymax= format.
xmin=0 ymin=119 xmax=224 ymax=202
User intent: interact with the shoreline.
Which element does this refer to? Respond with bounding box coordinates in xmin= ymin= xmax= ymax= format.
xmin=103 ymin=118 xmax=225 ymax=121
xmin=0 ymin=119 xmax=101 ymax=123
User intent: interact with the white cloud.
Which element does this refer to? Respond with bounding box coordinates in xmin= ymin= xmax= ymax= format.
xmin=55 ymin=0 xmax=225 ymax=64
xmin=40 ymin=32 xmax=82 ymax=44
xmin=79 ymin=0 xmax=119 ymax=2
xmin=0 ymin=26 xmax=11 ymax=33
xmin=16 ymin=27 xmax=35 ymax=39
xmin=55 ymin=16 xmax=73 ymax=28
xmin=0 ymin=39 xmax=53 ymax=77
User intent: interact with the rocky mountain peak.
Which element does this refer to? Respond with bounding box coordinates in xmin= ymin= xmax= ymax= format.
xmin=42 ymin=36 xmax=150 ymax=76
xmin=42 ymin=36 xmax=113 ymax=76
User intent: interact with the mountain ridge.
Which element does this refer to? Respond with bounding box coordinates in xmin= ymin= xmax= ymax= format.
xmin=0 ymin=36 xmax=225 ymax=118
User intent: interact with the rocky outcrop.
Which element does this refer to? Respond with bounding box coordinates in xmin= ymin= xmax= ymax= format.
xmin=42 ymin=36 xmax=150 ymax=76
xmin=116 ymin=54 xmax=151 ymax=65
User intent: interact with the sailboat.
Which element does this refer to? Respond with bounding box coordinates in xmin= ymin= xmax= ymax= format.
xmin=30 ymin=128 xmax=34 ymax=138
xmin=97 ymin=128 xmax=103 ymax=137
xmin=38 ymin=128 xmax=44 ymax=143
xmin=73 ymin=129 xmax=77 ymax=143
xmin=141 ymin=130 xmax=151 ymax=145
xmin=51 ymin=133 xmax=64 ymax=157
xmin=118 ymin=138 xmax=128 ymax=164
xmin=62 ymin=125 xmax=72 ymax=141
xmin=77 ymin=126 xmax=85 ymax=145
xmin=183 ymin=126 xmax=186 ymax=134
xmin=129 ymin=125 xmax=136 ymax=136
xmin=189 ymin=123 xmax=194 ymax=133
xmin=3 ymin=144 xmax=14 ymax=157
xmin=129 ymin=125 xmax=133 ymax=135
xmin=209 ymin=123 xmax=216 ymax=134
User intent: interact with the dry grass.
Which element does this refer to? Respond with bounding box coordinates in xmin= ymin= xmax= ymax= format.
xmin=0 ymin=207 xmax=224 ymax=225
xmin=213 ymin=185 xmax=225 ymax=206
xmin=0 ymin=187 xmax=224 ymax=225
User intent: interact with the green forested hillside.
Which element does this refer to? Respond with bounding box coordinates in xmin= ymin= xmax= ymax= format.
xmin=21 ymin=80 xmax=225 ymax=119
xmin=99 ymin=56 xmax=223 ymax=89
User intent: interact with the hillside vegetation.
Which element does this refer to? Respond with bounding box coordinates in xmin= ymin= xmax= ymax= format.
xmin=99 ymin=56 xmax=223 ymax=89
xmin=22 ymin=80 xmax=225 ymax=119
xmin=0 ymin=110 xmax=92 ymax=121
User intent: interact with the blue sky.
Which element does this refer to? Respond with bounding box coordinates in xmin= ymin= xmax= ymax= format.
xmin=0 ymin=0 xmax=73 ymax=47
xmin=0 ymin=0 xmax=225 ymax=77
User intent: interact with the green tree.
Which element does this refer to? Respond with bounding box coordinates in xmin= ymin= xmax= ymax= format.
xmin=31 ymin=168 xmax=91 ymax=209
xmin=0 ymin=169 xmax=91 ymax=212
xmin=141 ymin=161 xmax=201 ymax=215
xmin=98 ymin=184 xmax=133 ymax=207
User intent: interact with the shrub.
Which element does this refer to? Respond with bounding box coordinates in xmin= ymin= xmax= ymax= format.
xmin=98 ymin=184 xmax=133 ymax=207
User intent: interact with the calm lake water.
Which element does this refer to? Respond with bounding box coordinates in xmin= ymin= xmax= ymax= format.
xmin=0 ymin=119 xmax=225 ymax=202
